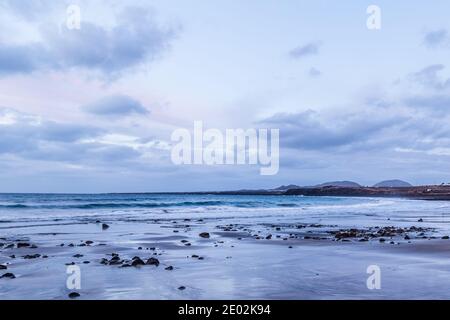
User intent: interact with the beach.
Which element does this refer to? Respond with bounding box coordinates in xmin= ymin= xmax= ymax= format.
xmin=1 ymin=194 xmax=450 ymax=299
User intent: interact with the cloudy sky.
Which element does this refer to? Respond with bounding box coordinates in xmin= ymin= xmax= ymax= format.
xmin=1 ymin=0 xmax=450 ymax=192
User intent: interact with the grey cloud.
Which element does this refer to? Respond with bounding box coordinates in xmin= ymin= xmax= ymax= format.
xmin=410 ymin=64 xmax=450 ymax=90
xmin=259 ymin=110 xmax=403 ymax=151
xmin=423 ymin=29 xmax=450 ymax=49
xmin=0 ymin=6 xmax=178 ymax=78
xmin=405 ymin=95 xmax=450 ymax=114
xmin=289 ymin=42 xmax=321 ymax=59
xmin=308 ymin=67 xmax=321 ymax=77
xmin=83 ymin=95 xmax=149 ymax=117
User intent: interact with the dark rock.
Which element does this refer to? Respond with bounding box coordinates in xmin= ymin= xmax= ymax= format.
xmin=23 ymin=254 xmax=41 ymax=259
xmin=165 ymin=266 xmax=174 ymax=270
xmin=73 ymin=254 xmax=83 ymax=258
xmin=418 ymin=218 xmax=423 ymax=222
xmin=85 ymin=240 xmax=94 ymax=245
xmin=178 ymin=286 xmax=186 ymax=290
xmin=146 ymin=257 xmax=160 ymax=266
xmin=0 ymin=264 xmax=7 ymax=270
xmin=180 ymin=240 xmax=189 ymax=243
xmin=379 ymin=238 xmax=386 ymax=243
xmin=265 ymin=235 xmax=272 ymax=240
xmin=131 ymin=258 xmax=145 ymax=267
xmin=442 ymin=236 xmax=450 ymax=240
xmin=68 ymin=292 xmax=80 ymax=299
xmin=17 ymin=242 xmax=30 ymax=248
xmin=102 ymin=223 xmax=110 ymax=230
xmin=199 ymin=232 xmax=210 ymax=239
xmin=1 ymin=273 xmax=15 ymax=279
xmin=83 ymin=261 xmax=90 ymax=264
xmin=404 ymin=235 xmax=410 ymax=240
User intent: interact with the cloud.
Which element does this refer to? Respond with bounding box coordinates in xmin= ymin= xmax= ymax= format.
xmin=259 ymin=109 xmax=403 ymax=151
xmin=0 ymin=0 xmax=55 ymax=20
xmin=83 ymin=95 xmax=149 ymax=117
xmin=409 ymin=64 xmax=450 ymax=90
xmin=308 ymin=67 xmax=321 ymax=77
xmin=289 ymin=42 xmax=321 ymax=59
xmin=423 ymin=29 xmax=450 ymax=49
xmin=0 ymin=6 xmax=178 ymax=78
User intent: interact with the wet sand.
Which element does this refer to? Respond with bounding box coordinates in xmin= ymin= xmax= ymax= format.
xmin=2 ymin=214 xmax=450 ymax=299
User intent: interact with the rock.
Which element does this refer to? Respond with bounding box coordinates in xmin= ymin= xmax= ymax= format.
xmin=9 ymin=255 xmax=15 ymax=259
xmin=85 ymin=241 xmax=94 ymax=245
xmin=199 ymin=232 xmax=210 ymax=239
xmin=73 ymin=254 xmax=83 ymax=258
xmin=23 ymin=254 xmax=41 ymax=259
xmin=404 ymin=235 xmax=410 ymax=240
xmin=379 ymin=238 xmax=386 ymax=243
xmin=442 ymin=236 xmax=450 ymax=240
xmin=265 ymin=235 xmax=272 ymax=240
xmin=418 ymin=219 xmax=423 ymax=222
xmin=178 ymin=286 xmax=186 ymax=290
xmin=17 ymin=242 xmax=30 ymax=248
xmin=165 ymin=266 xmax=174 ymax=271
xmin=131 ymin=258 xmax=145 ymax=267
xmin=192 ymin=255 xmax=199 ymax=258
xmin=102 ymin=223 xmax=110 ymax=230
xmin=68 ymin=292 xmax=80 ymax=299
xmin=83 ymin=261 xmax=90 ymax=264
xmin=0 ymin=273 xmax=15 ymax=279
xmin=180 ymin=240 xmax=189 ymax=243
xmin=0 ymin=264 xmax=7 ymax=270
xmin=146 ymin=257 xmax=160 ymax=266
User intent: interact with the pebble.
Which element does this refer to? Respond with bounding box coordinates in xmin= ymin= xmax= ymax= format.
xmin=199 ymin=232 xmax=210 ymax=239
xmin=178 ymin=286 xmax=186 ymax=290
xmin=0 ymin=273 xmax=15 ymax=279
xmin=68 ymin=292 xmax=80 ymax=299
xmin=102 ymin=223 xmax=110 ymax=230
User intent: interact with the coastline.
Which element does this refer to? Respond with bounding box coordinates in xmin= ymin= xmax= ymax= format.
xmin=2 ymin=194 xmax=450 ymax=299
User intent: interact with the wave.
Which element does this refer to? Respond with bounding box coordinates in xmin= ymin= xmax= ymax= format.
xmin=0 ymin=200 xmax=263 ymax=210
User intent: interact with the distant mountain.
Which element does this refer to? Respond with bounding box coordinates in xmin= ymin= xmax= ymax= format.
xmin=272 ymin=184 xmax=301 ymax=191
xmin=315 ymin=181 xmax=361 ymax=188
xmin=373 ymin=180 xmax=413 ymax=188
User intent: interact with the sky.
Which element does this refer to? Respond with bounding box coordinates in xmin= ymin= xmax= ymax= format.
xmin=1 ymin=0 xmax=450 ymax=192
